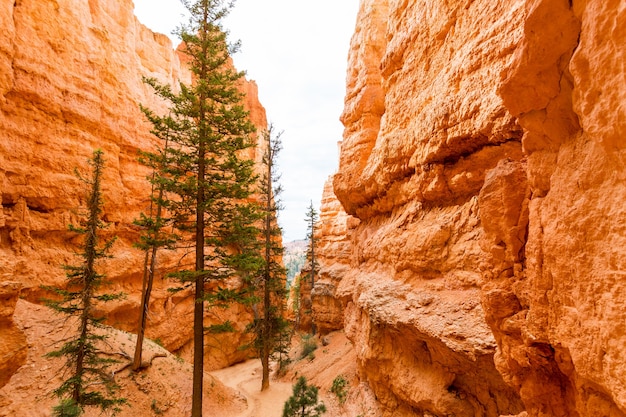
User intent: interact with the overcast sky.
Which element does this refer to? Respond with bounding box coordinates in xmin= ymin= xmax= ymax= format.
xmin=133 ymin=0 xmax=359 ymax=242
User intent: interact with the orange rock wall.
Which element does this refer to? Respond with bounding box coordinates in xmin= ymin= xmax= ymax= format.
xmin=495 ymin=1 xmax=626 ymax=416
xmin=333 ymin=1 xmax=526 ymax=415
xmin=0 ymin=282 xmax=26 ymax=389
xmin=0 ymin=0 xmax=266 ymax=372
xmin=326 ymin=0 xmax=626 ymax=416
xmin=311 ymin=173 xmax=358 ymax=334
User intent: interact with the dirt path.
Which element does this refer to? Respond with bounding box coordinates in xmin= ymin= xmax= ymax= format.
xmin=211 ymin=359 xmax=294 ymax=417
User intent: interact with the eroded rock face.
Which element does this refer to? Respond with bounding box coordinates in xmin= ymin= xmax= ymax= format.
xmin=0 ymin=282 xmax=27 ymax=389
xmin=494 ymin=0 xmax=626 ymax=416
xmin=0 ymin=0 xmax=266 ymax=370
xmin=311 ymin=173 xmax=358 ymax=334
xmin=332 ymin=0 xmax=526 ymax=415
xmin=329 ymin=0 xmax=626 ymax=416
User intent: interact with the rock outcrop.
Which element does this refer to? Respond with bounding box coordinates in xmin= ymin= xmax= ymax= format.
xmin=322 ymin=0 xmax=626 ymax=416
xmin=0 ymin=0 xmax=266 ymax=371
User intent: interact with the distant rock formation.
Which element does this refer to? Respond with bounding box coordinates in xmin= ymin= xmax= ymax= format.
xmin=284 ymin=239 xmax=307 ymax=283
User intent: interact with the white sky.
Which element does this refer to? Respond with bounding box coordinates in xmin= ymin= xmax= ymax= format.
xmin=133 ymin=0 xmax=359 ymax=242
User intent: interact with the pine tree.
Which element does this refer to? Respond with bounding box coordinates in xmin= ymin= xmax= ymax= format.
xmin=132 ymin=122 xmax=177 ymax=371
xmin=304 ymin=201 xmax=319 ymax=289
xmin=248 ymin=125 xmax=291 ymax=391
xmin=304 ymin=201 xmax=319 ymax=334
xmin=140 ymin=1 xmax=259 ymax=415
xmin=43 ymin=150 xmax=126 ymax=417
xmin=282 ymin=376 xmax=327 ymax=417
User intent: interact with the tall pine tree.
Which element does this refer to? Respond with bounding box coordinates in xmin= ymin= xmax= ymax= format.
xmin=44 ymin=150 xmax=126 ymax=417
xmin=140 ymin=1 xmax=259 ymax=415
xmin=248 ymin=125 xmax=290 ymax=391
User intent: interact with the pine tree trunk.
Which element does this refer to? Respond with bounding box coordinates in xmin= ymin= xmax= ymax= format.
xmin=192 ymin=168 xmax=206 ymax=415
xmin=192 ymin=273 xmax=204 ymax=417
xmin=133 ymin=245 xmax=158 ymax=371
xmin=74 ymin=151 xmax=102 ymax=402
xmin=133 ymin=170 xmax=166 ymax=371
xmin=261 ymin=138 xmax=274 ymax=391
xmin=192 ymin=128 xmax=206 ymax=417
xmin=192 ymin=16 xmax=208 ymax=408
xmin=73 ymin=304 xmax=89 ymax=403
xmin=261 ymin=267 xmax=271 ymax=391
xmin=261 ymin=212 xmax=271 ymax=390
xmin=133 ymin=252 xmax=150 ymax=371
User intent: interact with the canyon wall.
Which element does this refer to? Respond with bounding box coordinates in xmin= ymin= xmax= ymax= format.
xmin=0 ymin=0 xmax=266 ymax=377
xmin=321 ymin=0 xmax=626 ymax=416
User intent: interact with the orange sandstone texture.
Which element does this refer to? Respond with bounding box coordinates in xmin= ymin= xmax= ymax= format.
xmin=0 ymin=282 xmax=26 ymax=389
xmin=326 ymin=0 xmax=626 ymax=416
xmin=311 ymin=173 xmax=359 ymax=334
xmin=0 ymin=0 xmax=266 ymax=377
xmin=331 ymin=0 xmax=526 ymax=415
xmin=495 ymin=0 xmax=626 ymax=416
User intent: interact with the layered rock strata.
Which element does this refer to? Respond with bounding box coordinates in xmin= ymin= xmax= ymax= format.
xmin=326 ymin=0 xmax=626 ymax=416
xmin=0 ymin=0 xmax=266 ymax=372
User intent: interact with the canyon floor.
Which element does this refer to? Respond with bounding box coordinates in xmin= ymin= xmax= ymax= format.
xmin=0 ymin=299 xmax=369 ymax=417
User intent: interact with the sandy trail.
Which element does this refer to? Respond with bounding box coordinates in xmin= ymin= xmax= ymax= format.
xmin=211 ymin=359 xmax=294 ymax=417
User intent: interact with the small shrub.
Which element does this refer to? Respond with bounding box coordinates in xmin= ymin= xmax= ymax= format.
xmin=282 ymin=376 xmax=326 ymax=417
xmin=151 ymin=399 xmax=164 ymax=415
xmin=300 ymin=334 xmax=317 ymax=360
xmin=277 ymin=356 xmax=292 ymax=376
xmin=330 ymin=375 xmax=348 ymax=405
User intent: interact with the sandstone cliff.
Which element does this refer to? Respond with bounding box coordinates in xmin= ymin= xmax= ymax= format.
xmin=0 ymin=0 xmax=267 ymax=380
xmin=321 ymin=0 xmax=626 ymax=416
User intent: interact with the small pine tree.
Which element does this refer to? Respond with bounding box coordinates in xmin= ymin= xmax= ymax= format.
xmin=291 ymin=275 xmax=302 ymax=331
xmin=304 ymin=201 xmax=319 ymax=289
xmin=330 ymin=375 xmax=348 ymax=405
xmin=246 ymin=125 xmax=292 ymax=391
xmin=282 ymin=376 xmax=327 ymax=417
xmin=132 ymin=112 xmax=178 ymax=371
xmin=43 ymin=150 xmax=126 ymax=417
xmin=304 ymin=201 xmax=319 ymax=334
